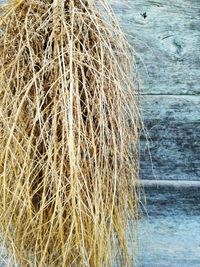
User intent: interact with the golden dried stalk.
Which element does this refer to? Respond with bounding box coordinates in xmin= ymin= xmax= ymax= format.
xmin=0 ymin=0 xmax=141 ymax=266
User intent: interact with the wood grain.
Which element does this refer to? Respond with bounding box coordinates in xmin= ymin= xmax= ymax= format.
xmin=140 ymin=95 xmax=200 ymax=180
xmin=112 ymin=0 xmax=200 ymax=95
xmin=112 ymin=1 xmax=200 ymax=180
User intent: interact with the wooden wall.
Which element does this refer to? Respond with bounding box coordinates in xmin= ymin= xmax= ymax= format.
xmin=112 ymin=0 xmax=200 ymax=180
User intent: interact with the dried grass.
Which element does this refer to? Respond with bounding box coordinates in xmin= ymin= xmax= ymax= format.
xmin=0 ymin=0 xmax=141 ymax=266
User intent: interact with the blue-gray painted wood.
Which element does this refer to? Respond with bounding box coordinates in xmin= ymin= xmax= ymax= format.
xmin=112 ymin=0 xmax=200 ymax=95
xmin=137 ymin=185 xmax=200 ymax=266
xmin=140 ymin=95 xmax=200 ymax=180
xmin=112 ymin=1 xmax=200 ymax=180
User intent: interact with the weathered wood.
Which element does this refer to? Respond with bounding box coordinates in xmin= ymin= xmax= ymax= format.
xmin=112 ymin=0 xmax=200 ymax=95
xmin=112 ymin=1 xmax=200 ymax=180
xmin=139 ymin=185 xmax=200 ymax=266
xmin=140 ymin=95 xmax=200 ymax=180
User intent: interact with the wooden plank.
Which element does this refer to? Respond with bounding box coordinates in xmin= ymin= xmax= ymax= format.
xmin=139 ymin=185 xmax=200 ymax=266
xmin=140 ymin=95 xmax=200 ymax=180
xmin=141 ymin=180 xmax=200 ymax=188
xmin=112 ymin=0 xmax=200 ymax=95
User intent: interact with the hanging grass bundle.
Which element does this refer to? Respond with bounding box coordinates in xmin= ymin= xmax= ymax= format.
xmin=0 ymin=0 xmax=140 ymax=266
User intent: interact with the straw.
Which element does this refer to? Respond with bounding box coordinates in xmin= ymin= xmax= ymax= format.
xmin=0 ymin=0 xmax=141 ymax=266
